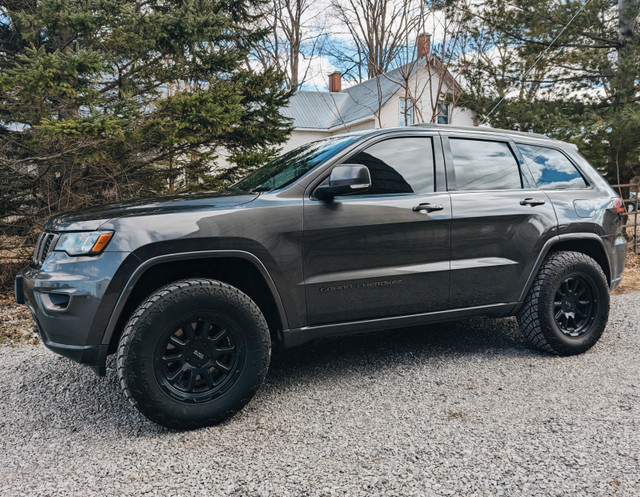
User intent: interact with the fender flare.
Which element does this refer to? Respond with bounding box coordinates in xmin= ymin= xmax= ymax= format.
xmin=517 ymin=232 xmax=612 ymax=305
xmin=99 ymin=249 xmax=289 ymax=349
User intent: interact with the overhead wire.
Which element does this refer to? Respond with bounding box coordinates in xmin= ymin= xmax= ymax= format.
xmin=481 ymin=0 xmax=590 ymax=124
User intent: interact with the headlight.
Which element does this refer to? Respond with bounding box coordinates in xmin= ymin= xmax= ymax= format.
xmin=54 ymin=231 xmax=114 ymax=256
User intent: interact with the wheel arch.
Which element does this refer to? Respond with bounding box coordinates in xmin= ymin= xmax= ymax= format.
xmin=517 ymin=233 xmax=612 ymax=306
xmin=102 ymin=251 xmax=288 ymax=355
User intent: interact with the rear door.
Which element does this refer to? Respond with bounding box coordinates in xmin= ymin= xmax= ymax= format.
xmin=302 ymin=133 xmax=451 ymax=325
xmin=442 ymin=132 xmax=558 ymax=308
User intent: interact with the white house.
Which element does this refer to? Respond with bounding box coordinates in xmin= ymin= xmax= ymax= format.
xmin=280 ymin=34 xmax=476 ymax=152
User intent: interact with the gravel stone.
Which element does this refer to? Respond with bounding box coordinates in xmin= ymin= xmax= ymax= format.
xmin=1 ymin=292 xmax=639 ymax=496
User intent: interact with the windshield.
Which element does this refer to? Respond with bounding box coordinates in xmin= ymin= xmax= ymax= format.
xmin=232 ymin=135 xmax=359 ymax=192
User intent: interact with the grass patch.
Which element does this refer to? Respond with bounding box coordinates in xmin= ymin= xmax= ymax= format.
xmin=0 ymin=295 xmax=38 ymax=346
xmin=614 ymin=250 xmax=640 ymax=295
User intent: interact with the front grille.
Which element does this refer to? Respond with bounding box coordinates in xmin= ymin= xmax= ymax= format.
xmin=33 ymin=232 xmax=58 ymax=265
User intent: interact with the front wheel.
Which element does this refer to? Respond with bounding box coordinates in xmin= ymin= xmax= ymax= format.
xmin=117 ymin=278 xmax=271 ymax=429
xmin=517 ymin=251 xmax=610 ymax=356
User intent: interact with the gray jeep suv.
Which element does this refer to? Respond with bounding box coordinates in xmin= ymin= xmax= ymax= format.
xmin=15 ymin=124 xmax=627 ymax=429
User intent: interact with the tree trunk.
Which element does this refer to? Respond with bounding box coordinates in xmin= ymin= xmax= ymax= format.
xmin=616 ymin=0 xmax=635 ymax=104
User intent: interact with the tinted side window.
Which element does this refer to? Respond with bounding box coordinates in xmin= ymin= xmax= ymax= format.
xmin=518 ymin=144 xmax=587 ymax=189
xmin=449 ymin=138 xmax=522 ymax=191
xmin=341 ymin=137 xmax=434 ymax=195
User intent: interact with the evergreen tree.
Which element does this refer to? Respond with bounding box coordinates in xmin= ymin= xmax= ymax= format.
xmin=456 ymin=0 xmax=639 ymax=183
xmin=0 ymin=0 xmax=292 ymax=241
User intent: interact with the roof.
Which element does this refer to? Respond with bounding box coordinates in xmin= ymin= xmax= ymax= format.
xmin=412 ymin=123 xmax=551 ymax=140
xmin=283 ymin=59 xmax=427 ymax=131
xmin=327 ymin=124 xmax=565 ymax=147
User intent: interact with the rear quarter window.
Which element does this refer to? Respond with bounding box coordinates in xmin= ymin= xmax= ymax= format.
xmin=517 ymin=143 xmax=588 ymax=189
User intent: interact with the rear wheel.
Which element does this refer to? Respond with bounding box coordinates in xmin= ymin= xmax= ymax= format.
xmin=117 ymin=278 xmax=270 ymax=429
xmin=517 ymin=251 xmax=609 ymax=355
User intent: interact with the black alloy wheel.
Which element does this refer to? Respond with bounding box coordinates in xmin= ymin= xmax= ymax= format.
xmin=155 ymin=314 xmax=244 ymax=403
xmin=552 ymin=275 xmax=598 ymax=338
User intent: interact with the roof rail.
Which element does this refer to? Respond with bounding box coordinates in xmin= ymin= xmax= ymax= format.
xmin=411 ymin=123 xmax=550 ymax=140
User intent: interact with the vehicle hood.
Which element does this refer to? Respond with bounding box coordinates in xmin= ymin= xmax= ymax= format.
xmin=45 ymin=191 xmax=259 ymax=231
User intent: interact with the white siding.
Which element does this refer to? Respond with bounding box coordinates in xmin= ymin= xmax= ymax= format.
xmin=378 ymin=65 xmax=475 ymax=127
xmin=343 ymin=119 xmax=376 ymax=132
xmin=282 ymin=130 xmax=331 ymax=153
xmin=450 ymin=108 xmax=475 ymax=126
xmin=284 ymin=119 xmax=376 ymax=152
xmin=281 ymin=60 xmax=476 ymax=152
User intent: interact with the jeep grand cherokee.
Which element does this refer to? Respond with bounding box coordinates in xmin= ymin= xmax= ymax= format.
xmin=15 ymin=125 xmax=627 ymax=429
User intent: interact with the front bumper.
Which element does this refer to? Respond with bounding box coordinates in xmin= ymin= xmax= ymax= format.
xmin=32 ymin=321 xmax=108 ymax=372
xmin=15 ymin=250 xmax=130 ymax=373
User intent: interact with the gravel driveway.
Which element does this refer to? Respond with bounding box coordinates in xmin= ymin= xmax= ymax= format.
xmin=1 ymin=292 xmax=639 ymax=496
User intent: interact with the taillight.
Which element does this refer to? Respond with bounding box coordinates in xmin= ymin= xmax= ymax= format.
xmin=612 ymin=197 xmax=625 ymax=214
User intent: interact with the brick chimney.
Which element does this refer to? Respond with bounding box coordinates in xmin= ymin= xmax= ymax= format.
xmin=329 ymin=71 xmax=342 ymax=92
xmin=417 ymin=33 xmax=431 ymax=59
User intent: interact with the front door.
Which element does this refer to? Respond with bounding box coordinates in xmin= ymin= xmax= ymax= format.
xmin=302 ymin=135 xmax=451 ymax=326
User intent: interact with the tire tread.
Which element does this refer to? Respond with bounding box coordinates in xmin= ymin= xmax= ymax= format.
xmin=116 ymin=278 xmax=270 ymax=429
xmin=517 ymin=251 xmax=609 ymax=356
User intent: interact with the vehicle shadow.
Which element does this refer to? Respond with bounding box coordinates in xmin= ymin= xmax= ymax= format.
xmin=266 ymin=316 xmax=536 ymax=385
xmin=9 ymin=316 xmax=537 ymax=436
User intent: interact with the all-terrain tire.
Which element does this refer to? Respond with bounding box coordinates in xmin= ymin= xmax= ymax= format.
xmin=517 ymin=251 xmax=609 ymax=356
xmin=117 ymin=278 xmax=270 ymax=430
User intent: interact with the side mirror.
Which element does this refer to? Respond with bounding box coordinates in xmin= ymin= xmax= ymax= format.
xmin=315 ymin=164 xmax=371 ymax=200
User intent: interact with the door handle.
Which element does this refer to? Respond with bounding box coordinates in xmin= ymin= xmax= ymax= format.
xmin=520 ymin=198 xmax=546 ymax=207
xmin=412 ymin=203 xmax=444 ymax=213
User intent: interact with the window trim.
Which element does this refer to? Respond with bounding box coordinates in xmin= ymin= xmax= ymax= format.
xmin=442 ymin=135 xmax=528 ymax=192
xmin=398 ymin=98 xmax=414 ymax=127
xmin=437 ymin=103 xmax=450 ymax=125
xmin=515 ymin=142 xmax=592 ymax=190
xmin=309 ymin=134 xmax=441 ymax=200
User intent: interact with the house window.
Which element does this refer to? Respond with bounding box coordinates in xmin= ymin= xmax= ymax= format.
xmin=437 ymin=103 xmax=450 ymax=124
xmin=399 ymin=99 xmax=414 ymax=126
